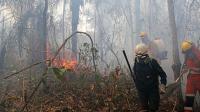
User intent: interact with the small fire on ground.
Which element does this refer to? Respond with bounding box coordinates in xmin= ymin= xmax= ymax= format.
xmin=46 ymin=44 xmax=77 ymax=70
xmin=52 ymin=59 xmax=77 ymax=70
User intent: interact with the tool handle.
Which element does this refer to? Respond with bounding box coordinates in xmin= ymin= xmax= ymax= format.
xmin=122 ymin=50 xmax=135 ymax=81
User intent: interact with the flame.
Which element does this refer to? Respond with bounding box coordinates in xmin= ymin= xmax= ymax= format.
xmin=46 ymin=42 xmax=77 ymax=70
xmin=50 ymin=58 xmax=77 ymax=71
xmin=59 ymin=60 xmax=77 ymax=70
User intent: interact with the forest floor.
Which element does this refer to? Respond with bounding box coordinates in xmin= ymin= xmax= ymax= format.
xmin=0 ymin=70 xmax=176 ymax=112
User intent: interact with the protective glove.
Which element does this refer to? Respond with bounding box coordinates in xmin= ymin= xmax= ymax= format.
xmin=160 ymin=84 xmax=166 ymax=94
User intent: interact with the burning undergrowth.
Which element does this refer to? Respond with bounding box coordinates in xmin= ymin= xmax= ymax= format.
xmin=0 ymin=66 xmax=176 ymax=112
xmin=0 ymin=43 xmax=175 ymax=112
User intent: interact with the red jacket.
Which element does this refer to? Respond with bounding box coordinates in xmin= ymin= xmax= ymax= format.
xmin=185 ymin=46 xmax=200 ymax=74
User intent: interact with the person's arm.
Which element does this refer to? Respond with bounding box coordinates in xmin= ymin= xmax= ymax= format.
xmin=152 ymin=59 xmax=167 ymax=85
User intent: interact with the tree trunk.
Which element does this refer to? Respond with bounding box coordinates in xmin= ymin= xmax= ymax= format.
xmin=0 ymin=17 xmax=5 ymax=73
xmin=95 ymin=2 xmax=104 ymax=63
xmin=62 ymin=0 xmax=66 ymax=57
xmin=174 ymin=0 xmax=187 ymax=42
xmin=125 ymin=0 xmax=134 ymax=62
xmin=42 ymin=0 xmax=48 ymax=68
xmin=41 ymin=0 xmax=49 ymax=92
xmin=70 ymin=0 xmax=82 ymax=57
xmin=135 ymin=0 xmax=141 ymax=44
xmin=167 ymin=0 xmax=183 ymax=111
xmin=0 ymin=45 xmax=6 ymax=73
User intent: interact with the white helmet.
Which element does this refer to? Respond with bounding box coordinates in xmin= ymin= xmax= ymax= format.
xmin=135 ymin=43 xmax=148 ymax=55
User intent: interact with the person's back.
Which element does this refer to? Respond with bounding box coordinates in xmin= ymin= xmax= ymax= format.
xmin=134 ymin=56 xmax=159 ymax=90
xmin=133 ymin=43 xmax=167 ymax=112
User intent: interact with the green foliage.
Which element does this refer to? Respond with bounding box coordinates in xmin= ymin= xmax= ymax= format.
xmin=52 ymin=67 xmax=67 ymax=81
xmin=95 ymin=72 xmax=102 ymax=84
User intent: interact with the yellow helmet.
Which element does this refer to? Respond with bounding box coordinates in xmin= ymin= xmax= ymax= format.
xmin=181 ymin=40 xmax=193 ymax=52
xmin=135 ymin=43 xmax=148 ymax=55
xmin=139 ymin=32 xmax=147 ymax=38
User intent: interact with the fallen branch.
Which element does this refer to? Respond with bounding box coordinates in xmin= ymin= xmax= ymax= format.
xmin=3 ymin=60 xmax=50 ymax=79
xmin=20 ymin=72 xmax=48 ymax=112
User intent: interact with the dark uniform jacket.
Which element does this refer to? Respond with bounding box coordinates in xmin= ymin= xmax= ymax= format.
xmin=133 ymin=55 xmax=167 ymax=91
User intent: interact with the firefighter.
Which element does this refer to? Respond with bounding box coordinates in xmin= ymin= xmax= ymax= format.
xmin=181 ymin=40 xmax=200 ymax=112
xmin=133 ymin=43 xmax=167 ymax=112
xmin=139 ymin=32 xmax=149 ymax=44
xmin=139 ymin=32 xmax=168 ymax=64
xmin=153 ymin=37 xmax=168 ymax=60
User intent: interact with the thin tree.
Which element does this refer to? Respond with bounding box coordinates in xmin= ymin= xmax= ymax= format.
xmin=62 ymin=0 xmax=66 ymax=57
xmin=167 ymin=0 xmax=183 ymax=111
xmin=41 ymin=0 xmax=48 ymax=69
xmin=41 ymin=0 xmax=49 ymax=91
xmin=0 ymin=17 xmax=6 ymax=73
xmin=134 ymin=0 xmax=141 ymax=44
xmin=70 ymin=0 xmax=83 ymax=57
